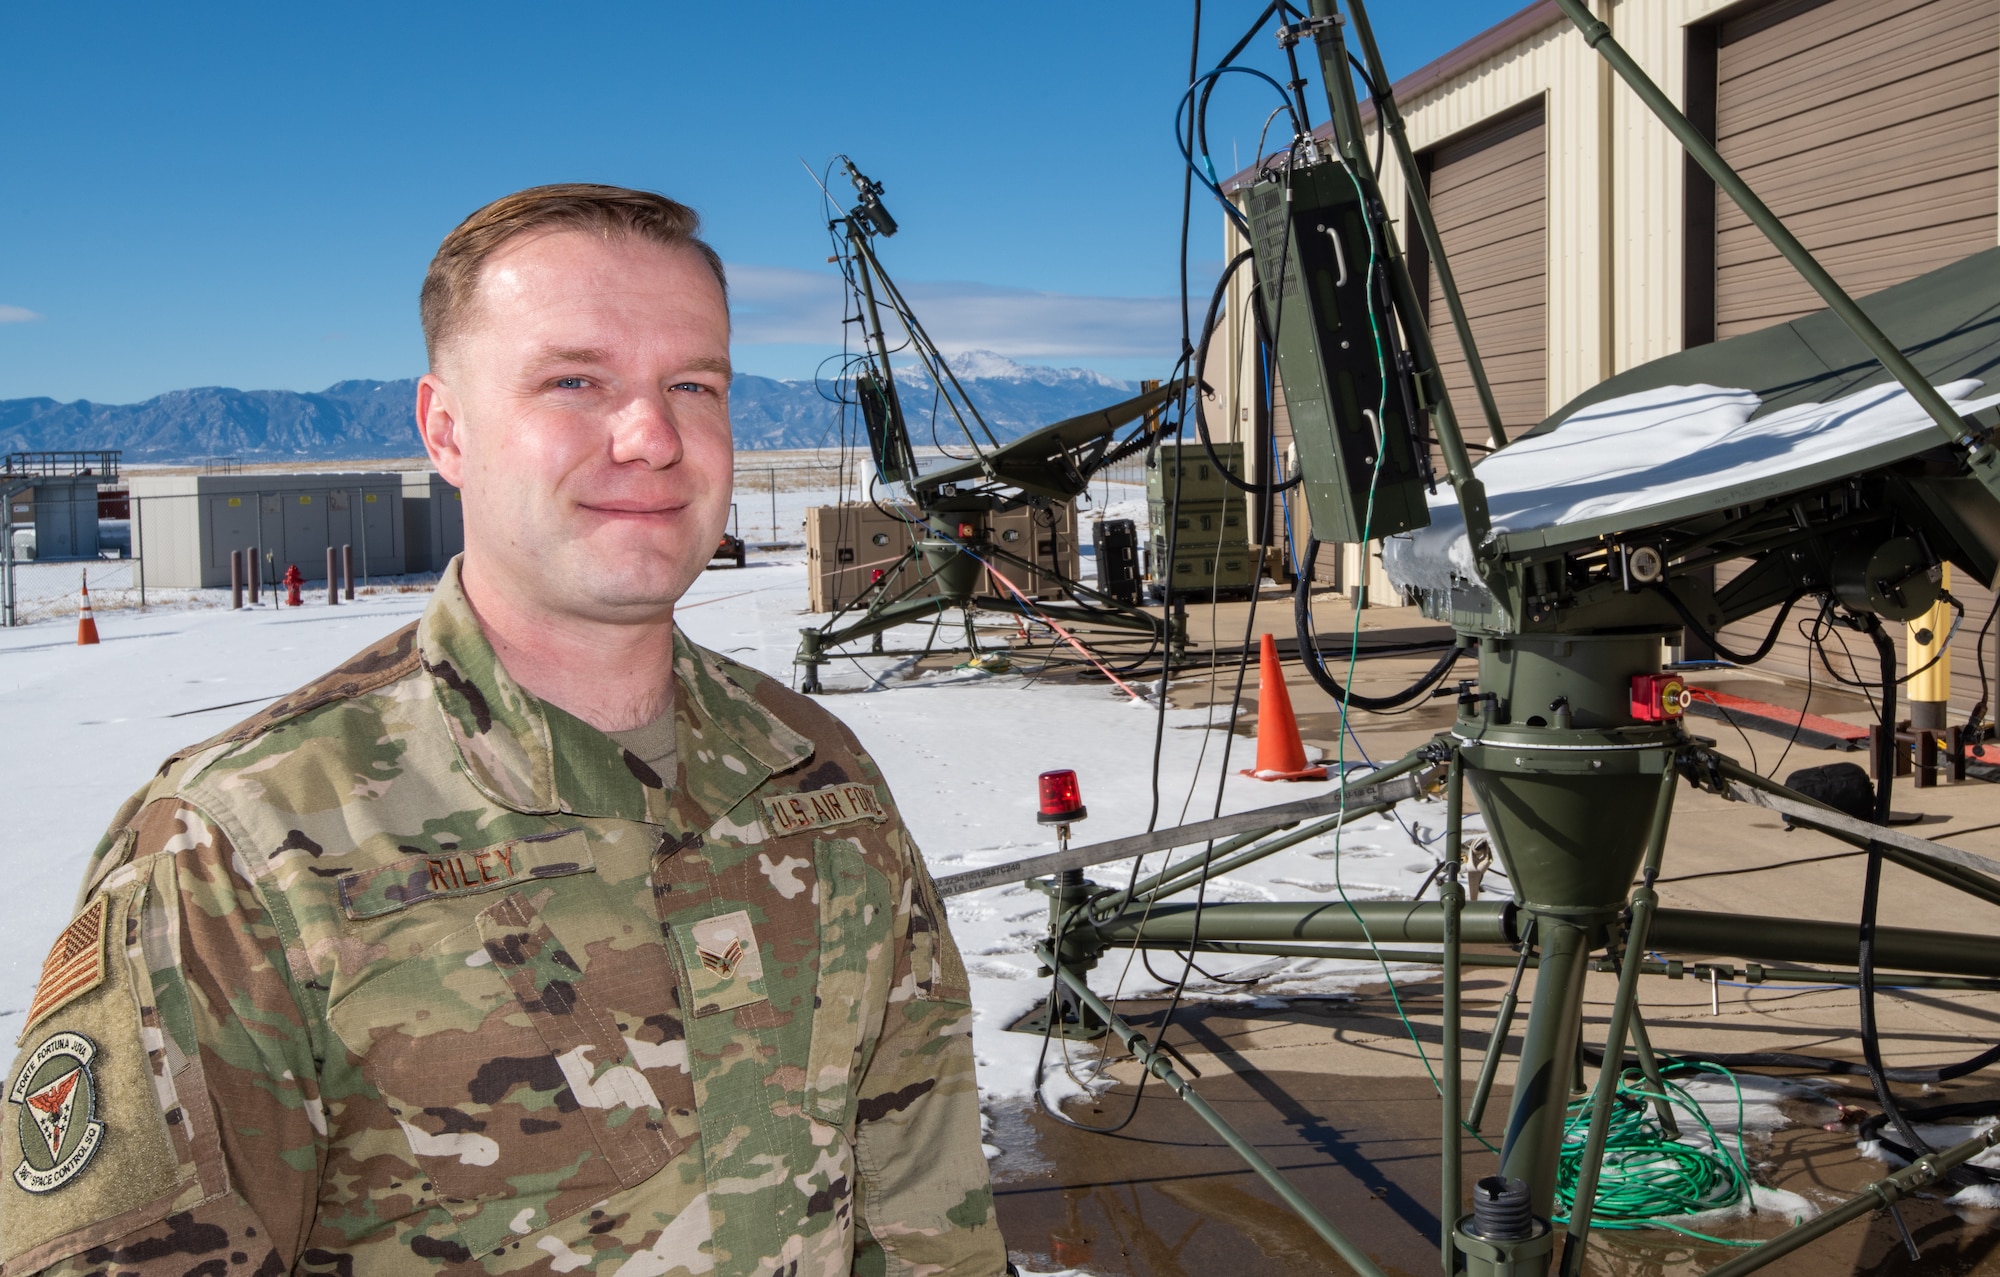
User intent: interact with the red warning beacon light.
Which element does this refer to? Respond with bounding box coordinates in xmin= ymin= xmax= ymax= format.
xmin=1037 ymin=769 xmax=1087 ymax=826
xmin=1630 ymin=673 xmax=1692 ymax=724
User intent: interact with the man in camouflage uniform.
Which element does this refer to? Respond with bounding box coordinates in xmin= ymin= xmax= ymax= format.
xmin=1 ymin=186 xmax=1007 ymax=1276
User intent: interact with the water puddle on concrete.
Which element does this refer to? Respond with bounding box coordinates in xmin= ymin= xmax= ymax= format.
xmin=989 ymin=998 xmax=2000 ymax=1276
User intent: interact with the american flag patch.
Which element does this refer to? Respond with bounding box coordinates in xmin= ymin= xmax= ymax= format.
xmin=22 ymin=898 xmax=108 ymax=1038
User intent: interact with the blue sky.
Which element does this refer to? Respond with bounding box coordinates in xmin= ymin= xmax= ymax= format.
xmin=1 ymin=2 xmax=1519 ymax=404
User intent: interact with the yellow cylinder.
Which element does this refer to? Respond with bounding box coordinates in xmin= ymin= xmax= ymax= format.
xmin=1906 ymin=563 xmax=1952 ymax=707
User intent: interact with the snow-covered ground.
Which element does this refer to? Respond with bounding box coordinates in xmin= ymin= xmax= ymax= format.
xmin=0 ymin=481 xmax=1450 ymax=1117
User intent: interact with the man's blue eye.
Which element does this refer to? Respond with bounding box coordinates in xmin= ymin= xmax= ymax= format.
xmin=555 ymin=377 xmax=587 ymax=389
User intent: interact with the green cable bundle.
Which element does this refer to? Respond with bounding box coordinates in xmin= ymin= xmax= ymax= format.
xmin=1555 ymin=1061 xmax=1761 ymax=1247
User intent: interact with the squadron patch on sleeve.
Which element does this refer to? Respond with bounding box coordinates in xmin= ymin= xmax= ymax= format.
xmin=759 ymin=782 xmax=887 ymax=838
xmin=9 ymin=1031 xmax=105 ymax=1193
xmin=21 ymin=898 xmax=108 ymax=1039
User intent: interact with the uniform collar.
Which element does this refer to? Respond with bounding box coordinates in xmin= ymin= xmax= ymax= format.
xmin=418 ymin=558 xmax=813 ymax=825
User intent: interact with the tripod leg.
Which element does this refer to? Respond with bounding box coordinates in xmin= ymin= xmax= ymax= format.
xmin=1468 ymin=930 xmax=1532 ymax=1133
xmin=1497 ymin=920 xmax=1591 ymax=1221
xmin=1559 ymin=765 xmax=1679 ymax=1276
xmin=1440 ymin=753 xmax=1466 ymax=1274
xmin=1627 ymin=1009 xmax=1679 ymax=1138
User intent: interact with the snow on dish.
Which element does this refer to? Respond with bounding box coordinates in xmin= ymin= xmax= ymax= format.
xmin=1383 ymin=379 xmax=2000 ymax=597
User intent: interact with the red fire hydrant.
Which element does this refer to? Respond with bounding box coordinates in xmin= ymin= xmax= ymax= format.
xmin=283 ymin=563 xmax=304 ymax=607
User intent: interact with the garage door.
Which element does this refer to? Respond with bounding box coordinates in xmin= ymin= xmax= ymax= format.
xmin=1422 ymin=102 xmax=1550 ymax=440
xmin=1709 ymin=0 xmax=1999 ymax=708
xmin=1711 ymin=0 xmax=1999 ymax=338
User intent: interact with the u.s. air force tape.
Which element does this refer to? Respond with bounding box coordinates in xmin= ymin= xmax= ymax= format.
xmin=760 ymin=783 xmax=888 ymax=838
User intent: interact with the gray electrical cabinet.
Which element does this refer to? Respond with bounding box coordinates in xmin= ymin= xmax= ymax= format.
xmin=11 ymin=477 xmax=102 ymax=560
xmin=127 ymin=472 xmax=407 ymax=588
xmin=402 ymin=471 xmax=464 ymax=573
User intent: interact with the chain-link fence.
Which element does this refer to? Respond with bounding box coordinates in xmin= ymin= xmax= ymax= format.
xmin=1 ymin=557 xmax=152 ymax=627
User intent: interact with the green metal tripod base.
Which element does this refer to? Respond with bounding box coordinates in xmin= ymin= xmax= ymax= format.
xmin=794 ymin=536 xmax=1165 ymax=692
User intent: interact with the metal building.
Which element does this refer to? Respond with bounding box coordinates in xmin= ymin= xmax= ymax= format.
xmin=401 ymin=470 xmax=464 ymax=574
xmin=127 ymin=472 xmax=407 ymax=588
xmin=3 ymin=452 xmax=119 ymax=561
xmin=1209 ymin=0 xmax=1999 ymax=711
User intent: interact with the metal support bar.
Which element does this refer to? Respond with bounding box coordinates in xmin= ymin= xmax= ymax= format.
xmin=1648 ymin=905 xmax=2000 ymax=977
xmin=1130 ymin=807 xmax=1390 ymax=908
xmin=1439 ymin=754 xmax=1465 ymax=1274
xmin=1105 ymin=828 xmax=1274 ymax=910
xmin=1625 ymin=1010 xmax=1678 ymax=1139
xmin=1303 ymin=0 xmax=1505 ymax=593
xmin=1091 ymin=899 xmax=1514 ymax=946
xmin=1036 ymin=943 xmax=1390 ymax=1277
xmin=1469 ymin=936 xmax=1532 ymax=1133
xmin=1876 ymin=842 xmax=2000 ymax=911
xmin=1107 ymin=940 xmax=2000 ymax=997
xmin=1702 ymin=1124 xmax=2000 ymax=1277
xmin=1341 ymin=0 xmax=1509 ymax=449
xmin=1100 ymin=903 xmax=2000 ymax=980
xmin=849 ymin=225 xmax=908 ymax=444
xmin=1500 ymin=920 xmax=1591 ymax=1222
xmin=1560 ymin=767 xmax=1678 ymax=1274
xmin=1553 ymin=0 xmax=1985 ymax=454
xmin=1120 ymin=939 xmax=1510 ymax=966
xmin=936 ymin=750 xmax=1434 ymax=896
xmin=1711 ymin=754 xmax=2000 ymax=887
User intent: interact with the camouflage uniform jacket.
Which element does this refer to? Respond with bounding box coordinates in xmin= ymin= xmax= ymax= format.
xmin=1 ymin=563 xmax=1005 ymax=1277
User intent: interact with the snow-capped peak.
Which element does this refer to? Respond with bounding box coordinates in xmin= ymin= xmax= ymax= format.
xmin=944 ymin=349 xmax=1132 ymax=390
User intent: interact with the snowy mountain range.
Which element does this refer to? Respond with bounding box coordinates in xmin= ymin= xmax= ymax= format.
xmin=0 ymin=352 xmax=1142 ymax=462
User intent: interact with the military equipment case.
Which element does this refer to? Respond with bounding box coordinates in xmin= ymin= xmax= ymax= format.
xmin=806 ymin=503 xmax=932 ymax=613
xmin=1146 ymin=442 xmax=1247 ymax=506
xmin=1244 ymin=162 xmax=1431 ymax=545
xmin=1146 ymin=540 xmax=1258 ymax=600
xmin=806 ymin=502 xmax=1080 ymax=613
xmin=1092 ymin=517 xmax=1142 ymax=605
xmin=1142 ymin=443 xmax=1258 ymax=599
xmin=985 ymin=503 xmax=1080 ymax=601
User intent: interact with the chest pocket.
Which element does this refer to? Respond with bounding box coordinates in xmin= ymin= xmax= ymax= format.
xmin=328 ymin=845 xmax=695 ymax=1257
xmin=647 ymin=829 xmax=889 ymax=1265
xmin=799 ymin=838 xmax=894 ymax=1128
xmin=662 ymin=834 xmax=891 ymax=1124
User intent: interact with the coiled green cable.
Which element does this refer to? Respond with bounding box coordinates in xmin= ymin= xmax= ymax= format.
xmin=1556 ymin=1061 xmax=1763 ymax=1247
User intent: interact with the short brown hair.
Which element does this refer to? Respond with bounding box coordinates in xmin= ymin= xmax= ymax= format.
xmin=419 ymin=183 xmax=728 ymax=366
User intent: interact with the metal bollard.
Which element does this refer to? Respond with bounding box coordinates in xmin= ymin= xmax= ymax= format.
xmin=247 ymin=545 xmax=260 ymax=604
xmin=343 ymin=544 xmax=354 ymax=600
xmin=230 ymin=550 xmax=243 ymax=609
xmin=327 ymin=548 xmax=338 ymax=604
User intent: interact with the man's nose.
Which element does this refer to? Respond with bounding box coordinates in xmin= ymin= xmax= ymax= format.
xmin=608 ymin=392 xmax=686 ymax=469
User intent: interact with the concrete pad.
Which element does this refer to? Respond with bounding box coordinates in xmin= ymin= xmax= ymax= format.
xmin=993 ymin=591 xmax=2000 ymax=1274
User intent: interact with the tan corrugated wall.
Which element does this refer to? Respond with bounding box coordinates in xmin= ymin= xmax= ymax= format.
xmin=1377 ymin=11 xmax=1614 ymax=413
xmin=1217 ymin=0 xmax=2000 ymax=635
xmin=1424 ymin=105 xmax=1551 ymax=437
xmin=1707 ymin=0 xmax=1999 ymax=711
xmin=1712 ymin=0 xmax=2000 ymax=337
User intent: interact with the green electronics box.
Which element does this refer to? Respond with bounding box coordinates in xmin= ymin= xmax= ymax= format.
xmin=1244 ymin=160 xmax=1432 ymax=544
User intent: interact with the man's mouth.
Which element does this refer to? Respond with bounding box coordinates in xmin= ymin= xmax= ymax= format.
xmin=579 ymin=500 xmax=689 ymax=518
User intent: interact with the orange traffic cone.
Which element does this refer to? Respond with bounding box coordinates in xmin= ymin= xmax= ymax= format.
xmin=77 ymin=571 xmax=100 ymax=646
xmin=1240 ymin=633 xmax=1326 ymax=781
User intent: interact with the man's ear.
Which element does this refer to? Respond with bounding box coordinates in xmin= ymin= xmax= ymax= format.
xmin=416 ymin=373 xmax=467 ymax=488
